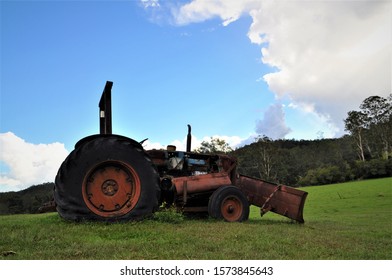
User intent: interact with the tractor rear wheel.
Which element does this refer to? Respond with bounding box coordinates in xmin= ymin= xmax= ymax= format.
xmin=54 ymin=135 xmax=160 ymax=221
xmin=208 ymin=186 xmax=249 ymax=222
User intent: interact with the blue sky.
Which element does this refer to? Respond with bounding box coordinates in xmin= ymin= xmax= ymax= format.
xmin=1 ymin=0 xmax=390 ymax=191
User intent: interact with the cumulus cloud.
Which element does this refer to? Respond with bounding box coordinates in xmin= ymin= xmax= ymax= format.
xmin=140 ymin=0 xmax=160 ymax=9
xmin=174 ymin=0 xmax=258 ymax=26
xmin=249 ymin=0 xmax=390 ymax=131
xmin=256 ymin=103 xmax=292 ymax=139
xmin=172 ymin=0 xmax=391 ymax=137
xmin=0 ymin=132 xmax=69 ymax=192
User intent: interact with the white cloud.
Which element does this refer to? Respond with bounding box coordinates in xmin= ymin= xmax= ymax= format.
xmin=142 ymin=139 xmax=166 ymax=150
xmin=255 ymin=103 xmax=292 ymax=139
xmin=174 ymin=0 xmax=258 ymax=26
xmin=141 ymin=138 xmax=188 ymax=151
xmin=286 ymin=103 xmax=340 ymax=139
xmin=251 ymin=0 xmax=391 ymax=131
xmin=140 ymin=0 xmax=160 ymax=9
xmin=0 ymin=132 xmax=69 ymax=192
xmin=172 ymin=0 xmax=391 ymax=137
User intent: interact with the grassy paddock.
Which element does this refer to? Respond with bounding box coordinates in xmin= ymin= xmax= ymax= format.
xmin=0 ymin=178 xmax=391 ymax=260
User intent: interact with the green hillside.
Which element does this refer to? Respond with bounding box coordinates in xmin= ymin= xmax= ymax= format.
xmin=0 ymin=183 xmax=54 ymax=215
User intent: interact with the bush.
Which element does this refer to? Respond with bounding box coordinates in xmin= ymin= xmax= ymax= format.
xmin=299 ymin=159 xmax=392 ymax=186
xmin=353 ymin=158 xmax=392 ymax=179
xmin=299 ymin=163 xmax=352 ymax=186
xmin=151 ymin=207 xmax=185 ymax=223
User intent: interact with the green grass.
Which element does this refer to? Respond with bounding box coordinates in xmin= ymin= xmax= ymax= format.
xmin=0 ymin=178 xmax=391 ymax=260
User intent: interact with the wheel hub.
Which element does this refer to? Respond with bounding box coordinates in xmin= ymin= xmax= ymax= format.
xmin=221 ymin=197 xmax=243 ymax=222
xmin=101 ymin=179 xmax=119 ymax=196
xmin=82 ymin=161 xmax=141 ymax=218
xmin=227 ymin=205 xmax=234 ymax=213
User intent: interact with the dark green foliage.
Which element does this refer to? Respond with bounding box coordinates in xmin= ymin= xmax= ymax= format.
xmin=0 ymin=183 xmax=54 ymax=215
xmin=232 ymin=136 xmax=392 ymax=186
xmin=232 ymin=137 xmax=355 ymax=186
xmin=298 ymin=164 xmax=353 ymax=186
xmin=353 ymin=158 xmax=392 ymax=179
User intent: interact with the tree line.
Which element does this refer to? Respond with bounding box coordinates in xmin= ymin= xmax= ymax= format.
xmin=200 ymin=94 xmax=392 ymax=186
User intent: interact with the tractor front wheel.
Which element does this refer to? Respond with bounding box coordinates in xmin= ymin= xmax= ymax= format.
xmin=208 ymin=186 xmax=249 ymax=222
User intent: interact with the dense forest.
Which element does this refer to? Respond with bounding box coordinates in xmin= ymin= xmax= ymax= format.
xmin=232 ymin=136 xmax=391 ymax=186
xmin=0 ymin=182 xmax=54 ymax=215
xmin=1 ymin=95 xmax=391 ymax=215
xmin=211 ymin=94 xmax=392 ymax=186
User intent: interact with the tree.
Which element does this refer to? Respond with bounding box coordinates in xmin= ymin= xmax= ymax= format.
xmin=360 ymin=95 xmax=392 ymax=159
xmin=344 ymin=110 xmax=367 ymax=161
xmin=194 ymin=137 xmax=233 ymax=154
xmin=344 ymin=94 xmax=392 ymax=160
xmin=253 ymin=136 xmax=277 ymax=181
xmin=360 ymin=95 xmax=391 ymax=125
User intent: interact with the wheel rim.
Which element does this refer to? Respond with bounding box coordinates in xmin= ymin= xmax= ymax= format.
xmin=82 ymin=161 xmax=141 ymax=218
xmin=221 ymin=196 xmax=243 ymax=222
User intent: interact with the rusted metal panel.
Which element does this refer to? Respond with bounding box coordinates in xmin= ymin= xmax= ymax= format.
xmin=235 ymin=174 xmax=308 ymax=223
xmin=172 ymin=172 xmax=232 ymax=196
xmin=146 ymin=149 xmax=167 ymax=167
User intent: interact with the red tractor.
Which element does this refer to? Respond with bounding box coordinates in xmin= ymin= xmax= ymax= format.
xmin=54 ymin=82 xmax=307 ymax=222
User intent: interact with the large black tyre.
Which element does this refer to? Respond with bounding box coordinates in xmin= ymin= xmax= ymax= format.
xmin=54 ymin=135 xmax=160 ymax=222
xmin=208 ymin=186 xmax=249 ymax=222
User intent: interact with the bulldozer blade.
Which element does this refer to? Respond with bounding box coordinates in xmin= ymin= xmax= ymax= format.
xmin=235 ymin=175 xmax=308 ymax=223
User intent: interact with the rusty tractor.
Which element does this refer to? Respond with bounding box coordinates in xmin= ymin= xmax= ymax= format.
xmin=54 ymin=81 xmax=307 ymax=222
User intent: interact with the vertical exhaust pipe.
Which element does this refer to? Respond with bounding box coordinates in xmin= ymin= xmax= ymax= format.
xmin=186 ymin=124 xmax=192 ymax=152
xmin=99 ymin=81 xmax=113 ymax=135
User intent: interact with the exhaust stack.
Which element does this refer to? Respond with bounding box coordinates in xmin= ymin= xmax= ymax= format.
xmin=99 ymin=81 xmax=113 ymax=135
xmin=186 ymin=124 xmax=192 ymax=152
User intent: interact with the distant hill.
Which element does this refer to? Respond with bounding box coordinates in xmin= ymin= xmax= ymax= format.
xmin=0 ymin=183 xmax=55 ymax=215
